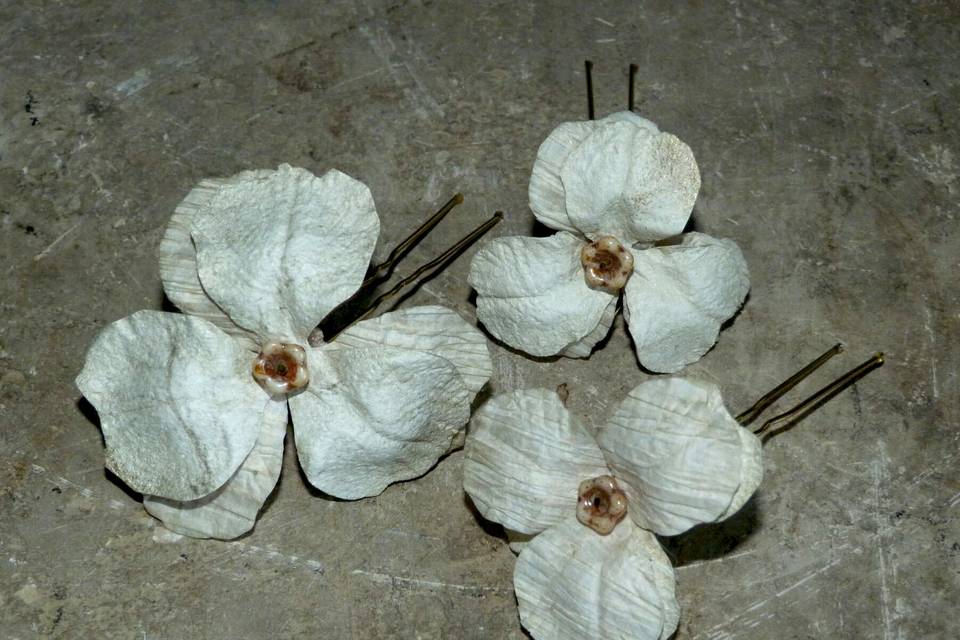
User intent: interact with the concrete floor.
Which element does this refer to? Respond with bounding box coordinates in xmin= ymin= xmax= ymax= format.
xmin=1 ymin=1 xmax=958 ymax=638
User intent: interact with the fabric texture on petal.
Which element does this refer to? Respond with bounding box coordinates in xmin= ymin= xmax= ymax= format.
xmin=599 ymin=111 xmax=661 ymax=131
xmin=469 ymin=232 xmax=616 ymax=357
xmin=633 ymin=524 xmax=680 ymax=639
xmin=159 ymin=174 xmax=264 ymax=352
xmin=327 ymin=305 xmax=492 ymax=394
xmin=722 ymin=426 xmax=763 ymax=519
xmin=143 ymin=399 xmax=288 ymax=539
xmin=289 ymin=345 xmax=470 ymax=500
xmin=514 ymin=517 xmax=675 ymax=640
xmin=597 ymin=377 xmax=759 ymax=536
xmin=561 ymin=296 xmax=618 ymax=358
xmin=191 ymin=165 xmax=379 ymax=341
xmin=561 ymin=121 xmax=700 ymax=244
xmin=528 ymin=120 xmax=595 ymax=234
xmin=75 ymin=311 xmax=267 ymax=501
xmin=623 ymin=232 xmax=750 ymax=373
xmin=463 ymin=389 xmax=609 ymax=535
xmin=529 ymin=113 xmax=660 ymax=236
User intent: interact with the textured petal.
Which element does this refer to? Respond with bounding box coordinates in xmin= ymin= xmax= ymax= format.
xmin=469 ymin=232 xmax=616 ymax=357
xmin=561 ymin=296 xmax=618 ymax=358
xmin=191 ymin=165 xmax=379 ymax=341
xmin=638 ymin=527 xmax=681 ymax=640
xmin=159 ymin=174 xmax=265 ymax=352
xmin=722 ymin=426 xmax=764 ymax=518
xmin=624 ymin=233 xmax=750 ymax=373
xmin=289 ymin=345 xmax=471 ymax=500
xmin=463 ymin=389 xmax=609 ymax=535
xmin=514 ymin=518 xmax=677 ymax=640
xmin=528 ymin=121 xmax=594 ymax=234
xmin=562 ymin=121 xmax=700 ymax=244
xmin=529 ymin=113 xmax=660 ymax=236
xmin=597 ymin=377 xmax=761 ymax=536
xmin=75 ymin=311 xmax=267 ymax=501
xmin=623 ymin=233 xmax=750 ymax=373
xmin=327 ymin=305 xmax=492 ymax=394
xmin=143 ymin=399 xmax=288 ymax=539
xmin=600 ymin=111 xmax=661 ymax=131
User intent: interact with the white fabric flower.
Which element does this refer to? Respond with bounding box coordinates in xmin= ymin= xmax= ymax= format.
xmin=76 ymin=165 xmax=492 ymax=540
xmin=469 ymin=112 xmax=750 ymax=372
xmin=463 ymin=378 xmax=762 ymax=640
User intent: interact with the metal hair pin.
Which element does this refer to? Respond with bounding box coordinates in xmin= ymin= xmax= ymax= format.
xmin=312 ymin=196 xmax=502 ymax=344
xmin=583 ymin=60 xmax=640 ymax=119
xmin=735 ymin=344 xmax=885 ymax=443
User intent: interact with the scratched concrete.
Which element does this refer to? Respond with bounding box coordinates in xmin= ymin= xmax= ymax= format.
xmin=1 ymin=1 xmax=958 ymax=638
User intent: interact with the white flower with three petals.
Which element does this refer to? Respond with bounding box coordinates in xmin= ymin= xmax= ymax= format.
xmin=469 ymin=111 xmax=750 ymax=372
xmin=463 ymin=378 xmax=763 ymax=640
xmin=76 ymin=164 xmax=491 ymax=540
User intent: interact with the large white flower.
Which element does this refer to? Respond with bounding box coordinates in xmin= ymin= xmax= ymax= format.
xmin=463 ymin=378 xmax=762 ymax=640
xmin=76 ymin=165 xmax=491 ymax=540
xmin=469 ymin=111 xmax=750 ymax=372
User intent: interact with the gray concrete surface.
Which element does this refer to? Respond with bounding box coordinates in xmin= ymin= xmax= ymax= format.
xmin=1 ymin=1 xmax=958 ymax=638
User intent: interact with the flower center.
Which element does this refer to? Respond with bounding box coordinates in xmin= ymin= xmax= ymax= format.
xmin=576 ymin=474 xmax=628 ymax=535
xmin=580 ymin=236 xmax=633 ymax=293
xmin=252 ymin=342 xmax=309 ymax=396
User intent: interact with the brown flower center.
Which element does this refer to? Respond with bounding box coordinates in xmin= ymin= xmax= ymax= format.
xmin=576 ymin=474 xmax=628 ymax=535
xmin=252 ymin=342 xmax=309 ymax=396
xmin=580 ymin=236 xmax=634 ymax=293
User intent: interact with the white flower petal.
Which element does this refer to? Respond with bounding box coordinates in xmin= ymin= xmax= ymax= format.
xmin=191 ymin=165 xmax=379 ymax=341
xmin=561 ymin=121 xmax=700 ymax=244
xmin=597 ymin=377 xmax=761 ymax=536
xmin=328 ymin=305 xmax=491 ymax=394
xmin=289 ymin=345 xmax=471 ymax=500
xmin=529 ymin=113 xmax=660 ymax=236
xmin=561 ymin=296 xmax=618 ymax=358
xmin=599 ymin=111 xmax=661 ymax=131
xmin=514 ymin=517 xmax=677 ymax=640
xmin=463 ymin=389 xmax=609 ymax=535
xmin=722 ymin=425 xmax=764 ymax=519
xmin=143 ymin=399 xmax=288 ymax=539
xmin=159 ymin=174 xmax=264 ymax=352
xmin=641 ymin=534 xmax=681 ymax=640
xmin=529 ymin=121 xmax=594 ymax=234
xmin=624 ymin=233 xmax=749 ymax=373
xmin=469 ymin=232 xmax=615 ymax=357
xmin=75 ymin=311 xmax=267 ymax=501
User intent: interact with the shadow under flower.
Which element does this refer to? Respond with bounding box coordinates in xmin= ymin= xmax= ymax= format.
xmin=657 ymin=494 xmax=762 ymax=567
xmin=103 ymin=467 xmax=144 ymax=505
xmin=462 ymin=492 xmax=510 ymax=545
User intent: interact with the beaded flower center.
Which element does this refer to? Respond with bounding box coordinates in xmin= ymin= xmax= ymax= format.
xmin=252 ymin=342 xmax=309 ymax=396
xmin=580 ymin=236 xmax=634 ymax=293
xmin=576 ymin=474 xmax=628 ymax=535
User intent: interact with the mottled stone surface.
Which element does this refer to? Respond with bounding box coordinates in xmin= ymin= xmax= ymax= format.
xmin=1 ymin=1 xmax=957 ymax=638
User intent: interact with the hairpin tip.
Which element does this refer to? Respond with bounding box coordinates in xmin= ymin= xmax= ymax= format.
xmin=453 ymin=193 xmax=464 ymax=205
